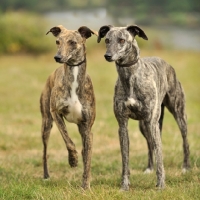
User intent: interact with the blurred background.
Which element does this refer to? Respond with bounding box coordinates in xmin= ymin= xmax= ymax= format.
xmin=0 ymin=1 xmax=200 ymax=198
xmin=0 ymin=0 xmax=200 ymax=54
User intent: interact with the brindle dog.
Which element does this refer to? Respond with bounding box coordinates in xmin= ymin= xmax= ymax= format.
xmin=97 ymin=25 xmax=190 ymax=190
xmin=40 ymin=25 xmax=97 ymax=189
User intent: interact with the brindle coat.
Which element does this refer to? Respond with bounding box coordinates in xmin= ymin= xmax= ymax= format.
xmin=97 ymin=25 xmax=190 ymax=190
xmin=40 ymin=25 xmax=97 ymax=189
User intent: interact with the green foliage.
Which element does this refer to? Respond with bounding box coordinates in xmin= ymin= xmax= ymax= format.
xmin=0 ymin=12 xmax=52 ymax=54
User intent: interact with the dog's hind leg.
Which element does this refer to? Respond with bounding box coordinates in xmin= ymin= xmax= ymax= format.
xmin=139 ymin=120 xmax=154 ymax=173
xmin=78 ymin=123 xmax=93 ymax=190
xmin=159 ymin=103 xmax=165 ymax=135
xmin=40 ymin=93 xmax=53 ymax=179
xmin=175 ymin=93 xmax=190 ymax=172
xmin=177 ymin=114 xmax=190 ymax=172
xmin=165 ymin=86 xmax=190 ymax=172
xmin=41 ymin=116 xmax=53 ymax=179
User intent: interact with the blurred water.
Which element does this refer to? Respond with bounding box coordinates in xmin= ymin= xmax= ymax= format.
xmin=44 ymin=9 xmax=200 ymax=51
xmin=170 ymin=28 xmax=200 ymax=51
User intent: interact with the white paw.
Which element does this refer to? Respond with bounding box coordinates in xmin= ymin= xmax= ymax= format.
xmin=125 ymin=98 xmax=136 ymax=107
xmin=144 ymin=168 xmax=154 ymax=174
xmin=120 ymin=176 xmax=130 ymax=191
xmin=182 ymin=168 xmax=188 ymax=174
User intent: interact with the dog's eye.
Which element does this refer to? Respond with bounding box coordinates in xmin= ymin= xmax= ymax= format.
xmin=119 ymin=39 xmax=125 ymax=44
xmin=105 ymin=39 xmax=110 ymax=44
xmin=56 ymin=40 xmax=60 ymax=45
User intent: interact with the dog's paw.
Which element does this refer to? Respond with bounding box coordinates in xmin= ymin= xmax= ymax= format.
xmin=43 ymin=171 xmax=50 ymax=179
xmin=120 ymin=184 xmax=129 ymax=191
xmin=156 ymin=182 xmax=165 ymax=189
xmin=125 ymin=97 xmax=136 ymax=107
xmin=81 ymin=182 xmax=91 ymax=190
xmin=120 ymin=176 xmax=130 ymax=191
xmin=144 ymin=168 xmax=154 ymax=174
xmin=43 ymin=175 xmax=50 ymax=180
xmin=156 ymin=178 xmax=165 ymax=189
xmin=182 ymin=167 xmax=190 ymax=174
xmin=68 ymin=150 xmax=78 ymax=167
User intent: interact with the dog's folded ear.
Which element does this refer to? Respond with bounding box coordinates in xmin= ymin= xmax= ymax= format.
xmin=78 ymin=26 xmax=98 ymax=39
xmin=97 ymin=25 xmax=113 ymax=43
xmin=46 ymin=27 xmax=61 ymax=37
xmin=126 ymin=25 xmax=148 ymax=40
xmin=46 ymin=25 xmax=65 ymax=37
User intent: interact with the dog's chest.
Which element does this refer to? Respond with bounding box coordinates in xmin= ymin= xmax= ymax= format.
xmin=56 ymin=67 xmax=82 ymax=124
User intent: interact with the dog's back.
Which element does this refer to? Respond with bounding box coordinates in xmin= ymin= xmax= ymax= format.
xmin=142 ymin=56 xmax=184 ymax=99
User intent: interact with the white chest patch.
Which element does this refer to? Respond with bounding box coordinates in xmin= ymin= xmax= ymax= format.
xmin=59 ymin=66 xmax=82 ymax=124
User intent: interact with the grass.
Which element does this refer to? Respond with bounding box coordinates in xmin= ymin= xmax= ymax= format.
xmin=0 ymin=41 xmax=200 ymax=199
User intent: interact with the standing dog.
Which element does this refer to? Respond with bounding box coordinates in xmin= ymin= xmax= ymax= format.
xmin=40 ymin=25 xmax=97 ymax=189
xmin=97 ymin=25 xmax=190 ymax=190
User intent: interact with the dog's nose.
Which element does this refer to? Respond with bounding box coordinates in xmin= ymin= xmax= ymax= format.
xmin=104 ymin=54 xmax=112 ymax=61
xmin=54 ymin=55 xmax=62 ymax=63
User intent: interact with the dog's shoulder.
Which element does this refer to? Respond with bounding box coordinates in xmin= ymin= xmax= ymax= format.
xmin=45 ymin=65 xmax=65 ymax=89
xmin=82 ymin=74 xmax=95 ymax=98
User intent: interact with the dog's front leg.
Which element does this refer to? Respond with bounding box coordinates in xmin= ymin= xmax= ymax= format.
xmin=51 ymin=111 xmax=78 ymax=167
xmin=118 ymin=119 xmax=130 ymax=191
xmin=114 ymin=86 xmax=131 ymax=190
xmin=78 ymin=123 xmax=93 ymax=190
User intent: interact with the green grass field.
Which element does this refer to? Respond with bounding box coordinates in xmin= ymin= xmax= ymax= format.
xmin=0 ymin=43 xmax=200 ymax=199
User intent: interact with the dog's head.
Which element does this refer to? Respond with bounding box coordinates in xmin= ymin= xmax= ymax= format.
xmin=46 ymin=25 xmax=97 ymax=64
xmin=97 ymin=25 xmax=148 ymax=64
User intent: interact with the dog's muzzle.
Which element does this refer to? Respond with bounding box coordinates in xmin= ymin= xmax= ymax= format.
xmin=54 ymin=55 xmax=62 ymax=63
xmin=104 ymin=53 xmax=113 ymax=62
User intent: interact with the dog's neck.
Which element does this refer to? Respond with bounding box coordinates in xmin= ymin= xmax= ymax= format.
xmin=66 ymin=57 xmax=86 ymax=67
xmin=116 ymin=57 xmax=139 ymax=68
xmin=115 ymin=40 xmax=141 ymax=95
xmin=63 ymin=45 xmax=87 ymax=88
xmin=64 ymin=56 xmax=86 ymax=77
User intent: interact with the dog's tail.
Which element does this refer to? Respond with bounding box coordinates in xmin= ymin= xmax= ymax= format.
xmin=159 ymin=103 xmax=165 ymax=136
